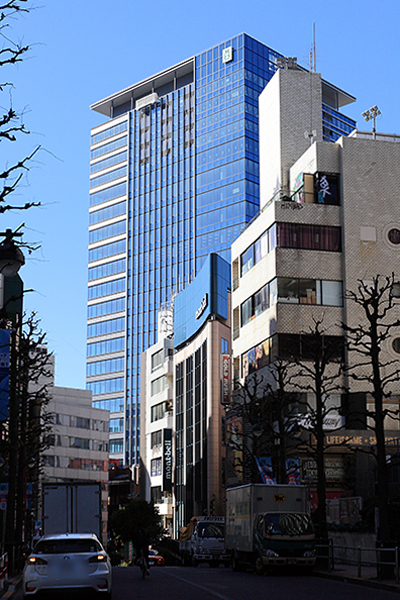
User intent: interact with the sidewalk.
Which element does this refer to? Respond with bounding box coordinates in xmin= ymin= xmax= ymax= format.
xmin=314 ymin=563 xmax=400 ymax=594
xmin=0 ymin=573 xmax=22 ymax=599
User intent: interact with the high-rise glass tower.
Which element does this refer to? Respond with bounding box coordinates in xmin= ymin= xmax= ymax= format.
xmin=86 ymin=34 xmax=356 ymax=467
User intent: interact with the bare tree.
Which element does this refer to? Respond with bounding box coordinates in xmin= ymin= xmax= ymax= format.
xmin=343 ymin=275 xmax=400 ymax=546
xmin=14 ymin=314 xmax=53 ymax=546
xmin=0 ymin=1 xmax=40 ymax=213
xmin=292 ymin=319 xmax=345 ymax=540
xmin=225 ymin=360 xmax=301 ymax=485
xmin=2 ymin=312 xmax=53 ymax=564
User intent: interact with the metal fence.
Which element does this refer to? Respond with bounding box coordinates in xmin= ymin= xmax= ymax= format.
xmin=316 ymin=539 xmax=399 ymax=583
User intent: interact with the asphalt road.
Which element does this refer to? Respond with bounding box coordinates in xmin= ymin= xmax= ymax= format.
xmin=14 ymin=564 xmax=399 ymax=600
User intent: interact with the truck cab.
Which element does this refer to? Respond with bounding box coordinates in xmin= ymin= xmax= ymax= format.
xmin=254 ymin=511 xmax=316 ymax=570
xmin=179 ymin=516 xmax=230 ymax=567
xmin=225 ymin=484 xmax=316 ymax=574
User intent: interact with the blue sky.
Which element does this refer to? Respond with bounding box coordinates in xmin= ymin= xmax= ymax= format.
xmin=3 ymin=0 xmax=400 ymax=389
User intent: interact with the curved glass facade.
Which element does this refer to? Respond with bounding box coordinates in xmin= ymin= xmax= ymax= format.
xmin=174 ymin=253 xmax=230 ymax=347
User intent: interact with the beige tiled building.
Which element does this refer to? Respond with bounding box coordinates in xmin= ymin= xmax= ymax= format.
xmin=231 ymin=67 xmax=400 ymax=497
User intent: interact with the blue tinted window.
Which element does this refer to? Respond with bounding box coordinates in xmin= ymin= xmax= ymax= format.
xmin=90 ymin=151 xmax=127 ymax=174
xmin=87 ymin=377 xmax=124 ymax=395
xmin=91 ymin=135 xmax=127 ymax=159
xmin=88 ymin=258 xmax=126 ymax=282
xmin=109 ymin=439 xmax=123 ymax=453
xmin=90 ymin=166 xmax=127 ymax=189
xmin=87 ymin=336 xmax=125 ymax=357
xmin=91 ymin=121 xmax=127 ymax=145
xmin=88 ymin=278 xmax=125 ymax=300
xmin=109 ymin=418 xmax=124 ymax=432
xmin=89 ymin=201 xmax=126 ymax=225
xmin=87 ymin=317 xmax=125 ymax=338
xmin=90 ymin=183 xmax=126 ymax=208
xmin=93 ymin=398 xmax=124 ymax=412
xmin=88 ymin=239 xmax=126 ymax=263
xmin=89 ymin=220 xmax=126 ymax=244
xmin=87 ymin=297 xmax=125 ymax=319
xmin=87 ymin=357 xmax=124 ymax=377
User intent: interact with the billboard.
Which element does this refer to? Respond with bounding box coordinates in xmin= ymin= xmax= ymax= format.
xmin=256 ymin=457 xmax=276 ymax=484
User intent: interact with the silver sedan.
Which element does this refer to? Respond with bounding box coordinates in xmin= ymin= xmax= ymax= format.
xmin=22 ymin=533 xmax=112 ymax=598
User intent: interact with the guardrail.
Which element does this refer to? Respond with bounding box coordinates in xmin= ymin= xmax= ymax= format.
xmin=316 ymin=540 xmax=399 ymax=583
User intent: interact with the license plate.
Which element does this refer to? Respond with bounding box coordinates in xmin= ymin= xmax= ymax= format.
xmin=287 ymin=559 xmax=297 ymax=565
xmin=149 ymin=560 xmax=155 ymax=565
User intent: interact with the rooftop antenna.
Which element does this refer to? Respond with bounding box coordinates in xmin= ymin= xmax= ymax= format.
xmin=304 ymin=23 xmax=317 ymax=145
xmin=312 ymin=22 xmax=316 ymax=73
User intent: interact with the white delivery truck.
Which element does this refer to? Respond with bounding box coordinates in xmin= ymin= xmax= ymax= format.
xmin=225 ymin=484 xmax=316 ymax=574
xmin=179 ymin=516 xmax=230 ymax=567
xmin=42 ymin=482 xmax=103 ymax=541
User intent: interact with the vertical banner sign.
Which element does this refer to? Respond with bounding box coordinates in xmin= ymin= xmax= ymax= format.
xmin=163 ymin=428 xmax=173 ymax=492
xmin=286 ymin=458 xmax=300 ymax=485
xmin=225 ymin=416 xmax=243 ymax=484
xmin=0 ymin=330 xmax=10 ymax=420
xmin=221 ymin=354 xmax=231 ymax=404
xmin=256 ymin=457 xmax=276 ymax=485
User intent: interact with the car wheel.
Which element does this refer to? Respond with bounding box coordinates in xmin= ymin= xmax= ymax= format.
xmin=231 ymin=552 xmax=240 ymax=572
xmin=191 ymin=556 xmax=199 ymax=567
xmin=254 ymin=556 xmax=266 ymax=576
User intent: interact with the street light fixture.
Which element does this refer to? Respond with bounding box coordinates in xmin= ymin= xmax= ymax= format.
xmin=362 ymin=105 xmax=381 ymax=140
xmin=0 ymin=228 xmax=25 ymax=278
xmin=252 ymin=423 xmax=262 ymax=438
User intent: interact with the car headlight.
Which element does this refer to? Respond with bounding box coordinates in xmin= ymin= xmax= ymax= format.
xmin=264 ymin=549 xmax=279 ymax=558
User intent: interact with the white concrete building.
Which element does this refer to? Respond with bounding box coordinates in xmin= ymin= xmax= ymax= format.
xmin=37 ymin=355 xmax=110 ymax=538
xmin=140 ymin=309 xmax=174 ymax=535
xmin=42 ymin=386 xmax=109 ymax=538
xmin=43 ymin=387 xmax=109 ymax=484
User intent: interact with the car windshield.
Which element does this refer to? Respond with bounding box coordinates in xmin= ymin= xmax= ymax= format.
xmin=263 ymin=513 xmax=314 ymax=536
xmin=34 ymin=539 xmax=102 ymax=554
xmin=197 ymin=523 xmax=224 ymax=538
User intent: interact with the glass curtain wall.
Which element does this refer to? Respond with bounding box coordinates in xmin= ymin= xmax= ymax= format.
xmin=126 ymin=85 xmax=195 ymax=464
xmin=195 ymin=34 xmax=282 ymax=271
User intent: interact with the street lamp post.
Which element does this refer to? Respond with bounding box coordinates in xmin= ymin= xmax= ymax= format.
xmin=0 ymin=227 xmax=24 ymax=572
